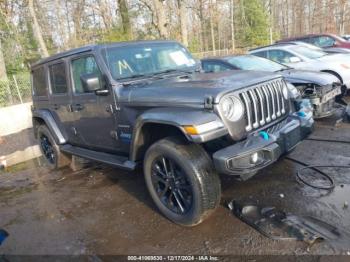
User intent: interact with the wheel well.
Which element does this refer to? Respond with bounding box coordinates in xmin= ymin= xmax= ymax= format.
xmin=321 ymin=70 xmax=343 ymax=83
xmin=132 ymin=123 xmax=188 ymax=161
xmin=32 ymin=117 xmax=45 ymax=138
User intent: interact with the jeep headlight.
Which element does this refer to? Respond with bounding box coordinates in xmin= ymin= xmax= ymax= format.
xmin=282 ymin=83 xmax=289 ymax=99
xmin=221 ymin=95 xmax=244 ymax=122
xmin=286 ymin=82 xmax=300 ymax=99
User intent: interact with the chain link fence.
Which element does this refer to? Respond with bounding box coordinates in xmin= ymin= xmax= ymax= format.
xmin=192 ymin=48 xmax=247 ymax=59
xmin=0 ymin=72 xmax=32 ymax=107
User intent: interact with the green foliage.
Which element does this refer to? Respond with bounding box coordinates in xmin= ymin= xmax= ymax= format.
xmin=0 ymin=13 xmax=41 ymax=75
xmin=188 ymin=37 xmax=201 ymax=53
xmin=99 ymin=26 xmax=133 ymax=43
xmin=237 ymin=0 xmax=270 ymax=47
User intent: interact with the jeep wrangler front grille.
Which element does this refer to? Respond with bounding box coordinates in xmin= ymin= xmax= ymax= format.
xmin=239 ymin=79 xmax=288 ymax=132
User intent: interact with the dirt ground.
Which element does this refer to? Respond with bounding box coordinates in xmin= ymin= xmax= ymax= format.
xmin=1 ymin=107 xmax=350 ymax=257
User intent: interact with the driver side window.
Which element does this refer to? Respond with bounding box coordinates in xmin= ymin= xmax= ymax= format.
xmin=267 ymin=50 xmax=296 ymax=64
xmin=202 ymin=62 xmax=231 ymax=73
xmin=71 ymin=56 xmax=102 ymax=94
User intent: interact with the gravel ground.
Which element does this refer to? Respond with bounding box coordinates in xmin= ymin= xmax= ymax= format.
xmin=1 ymin=108 xmax=350 ymax=257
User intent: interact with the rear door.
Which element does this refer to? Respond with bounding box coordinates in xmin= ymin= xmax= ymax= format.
xmin=47 ymin=60 xmax=75 ymax=142
xmin=68 ymin=53 xmax=120 ymax=152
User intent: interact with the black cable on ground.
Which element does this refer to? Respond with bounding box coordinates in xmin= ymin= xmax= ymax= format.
xmin=305 ymin=138 xmax=350 ymax=144
xmin=285 ymin=156 xmax=350 ymax=190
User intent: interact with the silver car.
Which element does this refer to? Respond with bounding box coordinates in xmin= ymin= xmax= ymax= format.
xmin=249 ymin=43 xmax=350 ymax=94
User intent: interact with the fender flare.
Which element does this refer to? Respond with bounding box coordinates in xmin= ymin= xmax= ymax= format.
xmin=32 ymin=109 xmax=67 ymax=144
xmin=129 ymin=107 xmax=226 ymax=161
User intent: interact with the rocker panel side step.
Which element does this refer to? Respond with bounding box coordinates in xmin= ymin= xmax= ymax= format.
xmin=60 ymin=144 xmax=136 ymax=170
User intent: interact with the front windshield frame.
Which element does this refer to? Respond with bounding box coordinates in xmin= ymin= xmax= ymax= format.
xmin=226 ymin=55 xmax=289 ymax=72
xmin=100 ymin=42 xmax=198 ymax=81
xmin=290 ymin=46 xmax=327 ymax=59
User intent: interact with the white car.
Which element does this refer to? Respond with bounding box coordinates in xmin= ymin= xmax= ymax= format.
xmin=249 ymin=43 xmax=350 ymax=93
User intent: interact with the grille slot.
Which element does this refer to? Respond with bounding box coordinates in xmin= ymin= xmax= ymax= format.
xmin=240 ymin=79 xmax=288 ymax=132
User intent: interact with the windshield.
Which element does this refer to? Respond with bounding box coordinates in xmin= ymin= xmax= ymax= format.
xmin=290 ymin=46 xmax=327 ymax=59
xmin=227 ymin=55 xmax=287 ymax=72
xmin=102 ymin=42 xmax=197 ymax=80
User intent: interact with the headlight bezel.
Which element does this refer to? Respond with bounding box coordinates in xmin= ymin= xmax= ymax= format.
xmin=220 ymin=95 xmax=244 ymax=122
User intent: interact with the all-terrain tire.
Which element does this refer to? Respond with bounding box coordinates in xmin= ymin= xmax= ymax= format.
xmin=37 ymin=125 xmax=71 ymax=170
xmin=144 ymin=137 xmax=221 ymax=226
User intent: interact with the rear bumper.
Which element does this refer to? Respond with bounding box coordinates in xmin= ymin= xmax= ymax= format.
xmin=212 ymin=114 xmax=313 ymax=179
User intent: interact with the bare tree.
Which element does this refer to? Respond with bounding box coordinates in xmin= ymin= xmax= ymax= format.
xmin=28 ymin=0 xmax=49 ymax=57
xmin=178 ymin=0 xmax=188 ymax=46
xmin=152 ymin=0 xmax=168 ymax=38
xmin=117 ymin=0 xmax=132 ymax=37
xmin=230 ymin=0 xmax=235 ymax=51
xmin=0 ymin=39 xmax=7 ymax=79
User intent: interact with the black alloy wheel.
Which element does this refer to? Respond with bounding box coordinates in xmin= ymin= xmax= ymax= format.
xmin=151 ymin=156 xmax=193 ymax=214
xmin=40 ymin=134 xmax=56 ymax=164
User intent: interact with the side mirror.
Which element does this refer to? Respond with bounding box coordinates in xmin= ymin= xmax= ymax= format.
xmin=289 ymin=56 xmax=301 ymax=63
xmin=80 ymin=73 xmax=101 ymax=92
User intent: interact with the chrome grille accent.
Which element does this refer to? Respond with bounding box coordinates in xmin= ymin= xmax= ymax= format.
xmin=239 ymin=79 xmax=288 ymax=132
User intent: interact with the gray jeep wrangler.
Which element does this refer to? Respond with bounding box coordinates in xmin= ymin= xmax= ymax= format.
xmin=31 ymin=40 xmax=314 ymax=226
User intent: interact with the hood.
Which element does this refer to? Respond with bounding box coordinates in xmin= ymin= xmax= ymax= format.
xmin=119 ymin=70 xmax=281 ymax=106
xmin=280 ymin=69 xmax=339 ymax=86
xmin=317 ymin=53 xmax=350 ymax=65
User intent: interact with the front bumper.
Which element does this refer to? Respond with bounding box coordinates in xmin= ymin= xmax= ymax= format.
xmin=343 ymin=80 xmax=350 ymax=90
xmin=212 ymin=114 xmax=314 ymax=179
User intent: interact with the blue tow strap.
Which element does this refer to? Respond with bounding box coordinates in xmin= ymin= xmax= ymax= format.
xmin=259 ymin=131 xmax=269 ymax=141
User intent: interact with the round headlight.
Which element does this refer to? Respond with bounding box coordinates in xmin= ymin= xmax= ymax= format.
xmin=221 ymin=96 xmax=244 ymax=122
xmin=282 ymin=82 xmax=289 ymax=99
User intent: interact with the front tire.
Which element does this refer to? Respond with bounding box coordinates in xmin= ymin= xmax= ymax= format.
xmin=37 ymin=125 xmax=71 ymax=170
xmin=144 ymin=137 xmax=221 ymax=226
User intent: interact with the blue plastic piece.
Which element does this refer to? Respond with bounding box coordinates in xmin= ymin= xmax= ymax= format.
xmin=0 ymin=229 xmax=9 ymax=245
xmin=259 ymin=131 xmax=269 ymax=141
xmin=297 ymin=111 xmax=306 ymax=117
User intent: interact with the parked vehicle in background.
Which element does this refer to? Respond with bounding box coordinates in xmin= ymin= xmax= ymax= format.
xmin=201 ymin=55 xmax=342 ymax=118
xmin=342 ymin=35 xmax=350 ymax=41
xmin=278 ymin=41 xmax=350 ymax=54
xmin=30 ymin=40 xmax=314 ymax=226
xmin=249 ymin=43 xmax=350 ymax=94
xmin=277 ymin=34 xmax=350 ymax=49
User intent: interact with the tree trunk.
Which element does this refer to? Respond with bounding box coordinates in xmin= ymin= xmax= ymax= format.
xmin=117 ymin=0 xmax=132 ymax=37
xmin=28 ymin=0 xmax=49 ymax=57
xmin=0 ymin=39 xmax=7 ymax=80
xmin=209 ymin=0 xmax=215 ymax=54
xmin=178 ymin=0 xmax=188 ymax=47
xmin=230 ymin=0 xmax=235 ymax=51
xmin=153 ymin=0 xmax=168 ymax=38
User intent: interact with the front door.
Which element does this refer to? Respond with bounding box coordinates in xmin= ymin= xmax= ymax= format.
xmin=68 ymin=54 xmax=119 ymax=152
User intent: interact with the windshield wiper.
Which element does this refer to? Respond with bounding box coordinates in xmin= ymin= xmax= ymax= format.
xmin=118 ymin=74 xmax=147 ymax=80
xmin=274 ymin=68 xmax=290 ymax=72
xmin=152 ymin=68 xmax=194 ymax=76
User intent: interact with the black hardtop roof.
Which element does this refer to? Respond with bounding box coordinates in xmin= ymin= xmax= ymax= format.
xmin=31 ymin=40 xmax=179 ymax=68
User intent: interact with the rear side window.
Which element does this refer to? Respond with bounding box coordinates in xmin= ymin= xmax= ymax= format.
xmin=252 ymin=51 xmax=268 ymax=58
xmin=32 ymin=67 xmax=47 ymax=96
xmin=49 ymin=62 xmax=68 ymax=94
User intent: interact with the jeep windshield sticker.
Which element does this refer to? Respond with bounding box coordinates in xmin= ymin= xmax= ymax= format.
xmin=117 ymin=59 xmax=134 ymax=75
xmin=169 ymin=51 xmax=193 ymax=66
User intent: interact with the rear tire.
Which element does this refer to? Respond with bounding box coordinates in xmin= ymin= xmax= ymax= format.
xmin=37 ymin=125 xmax=71 ymax=170
xmin=144 ymin=137 xmax=221 ymax=226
